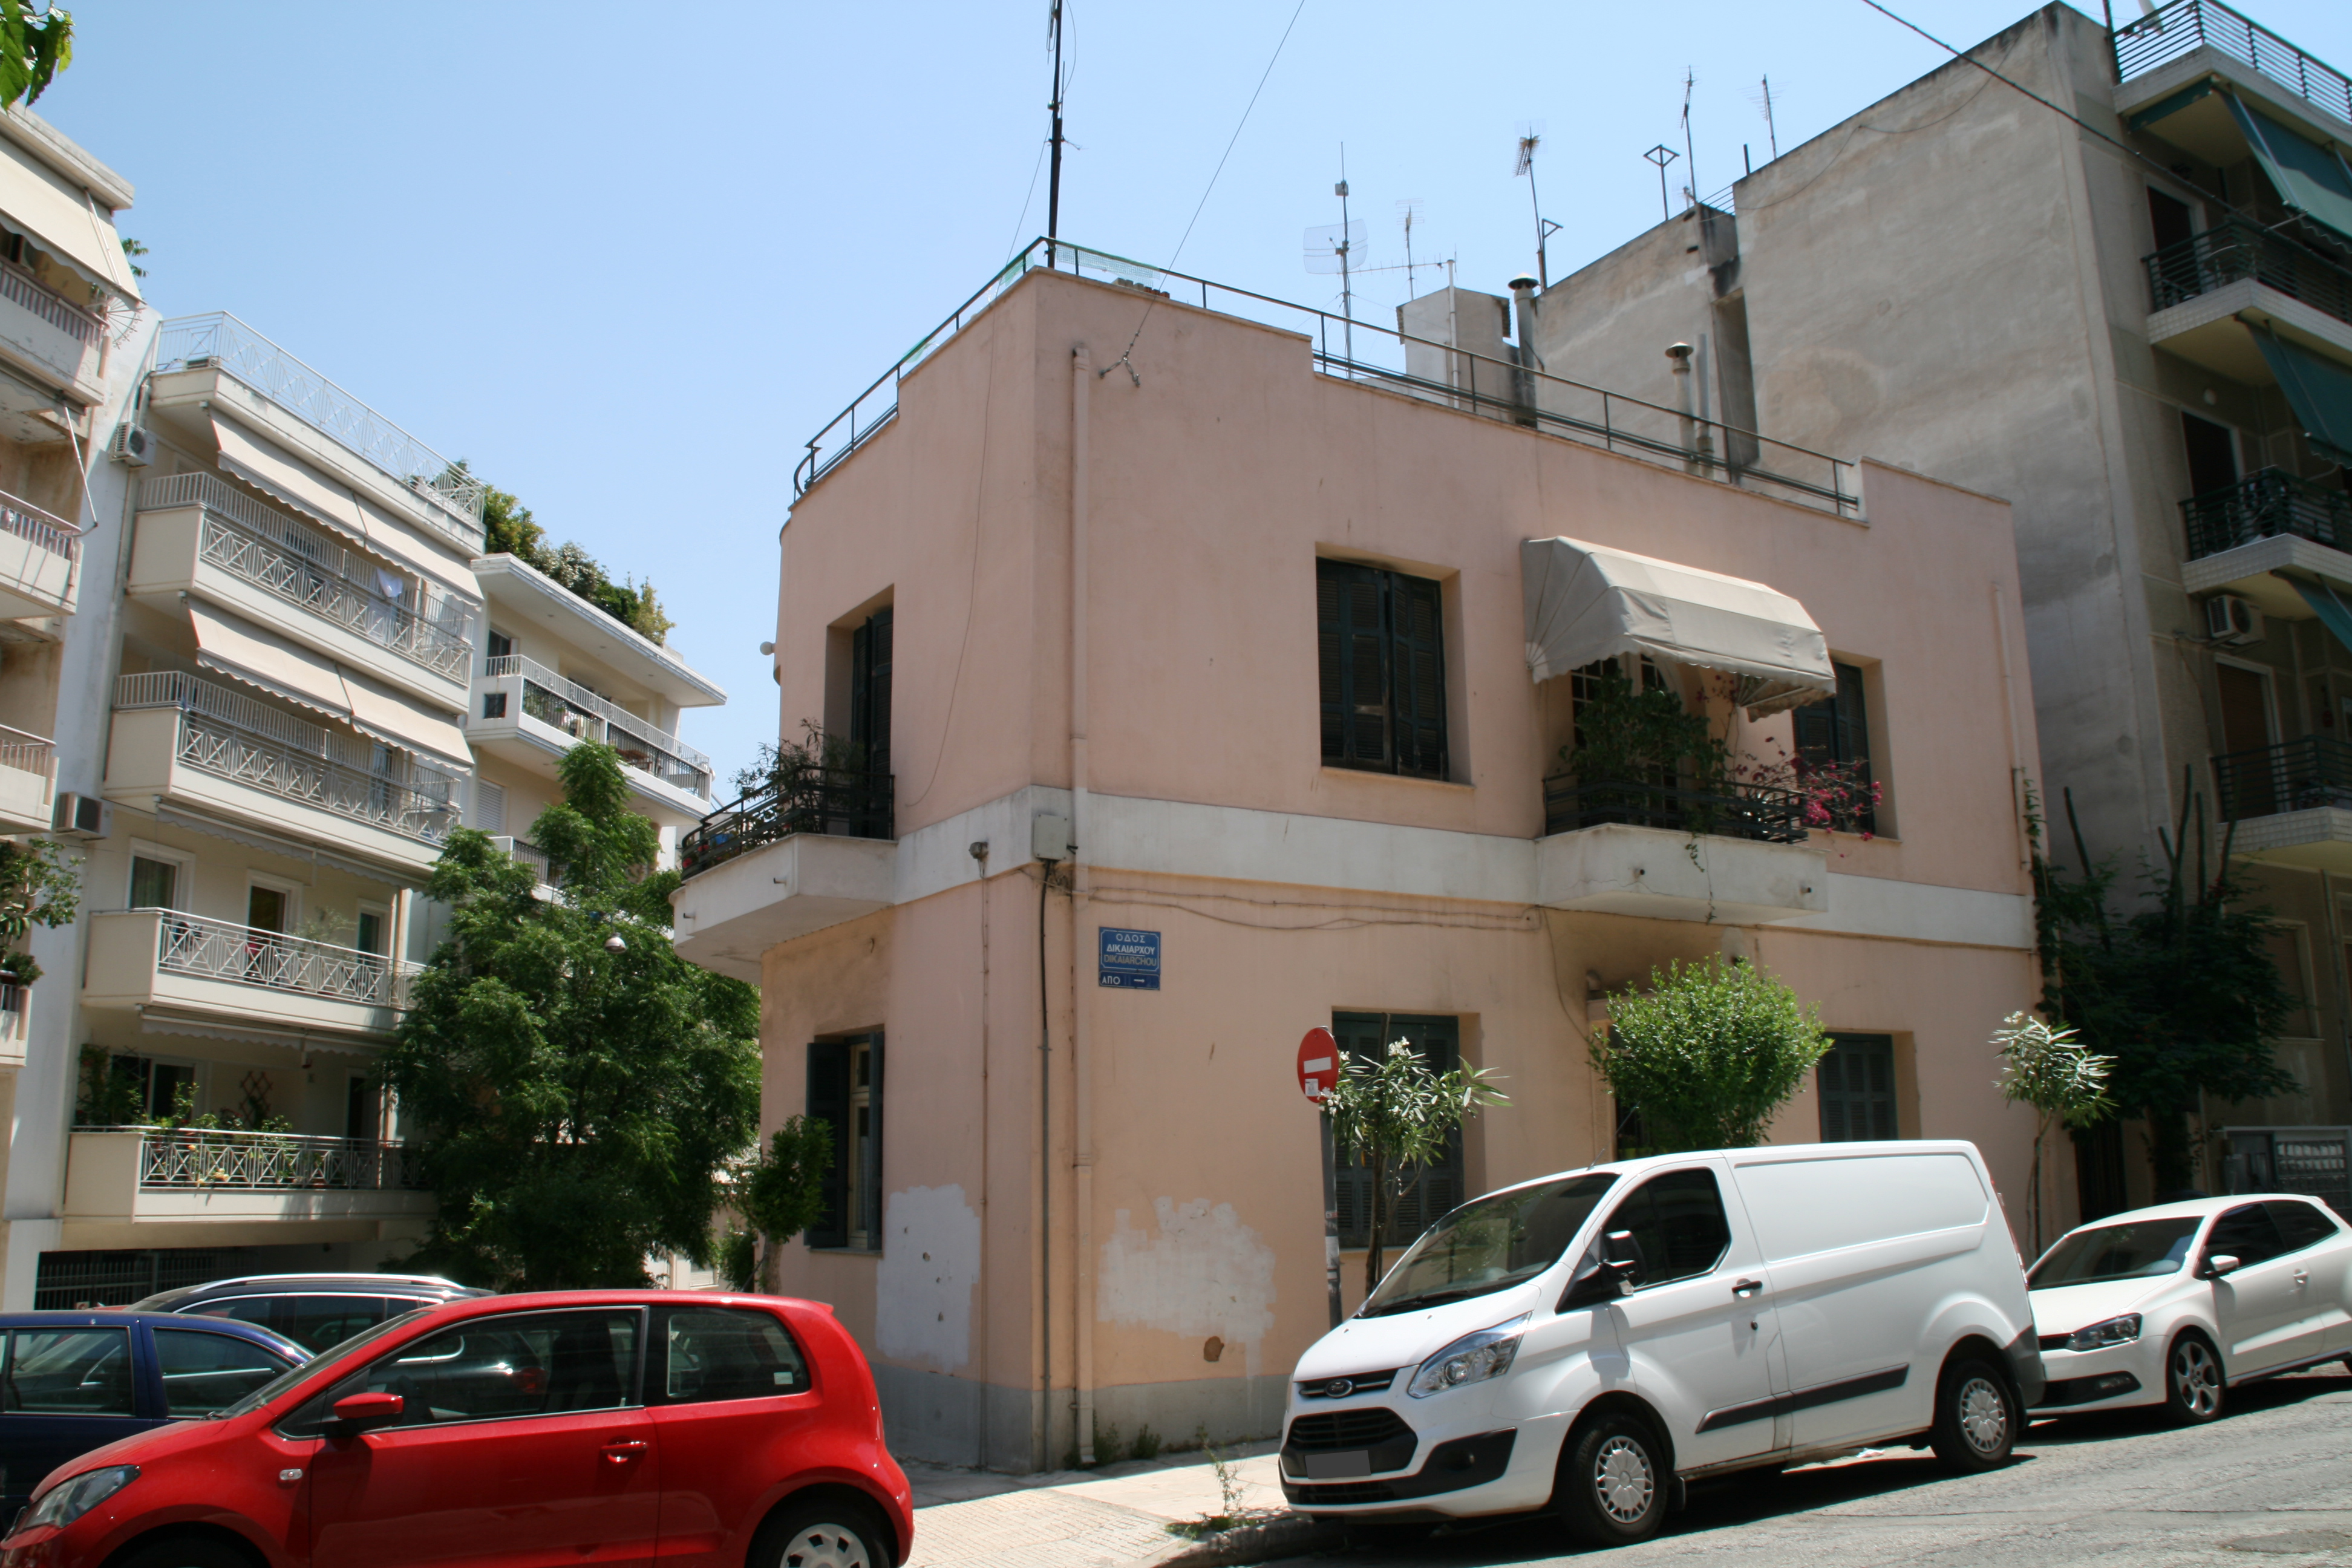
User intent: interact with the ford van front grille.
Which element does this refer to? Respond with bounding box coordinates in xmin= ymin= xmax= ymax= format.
xmin=1285 ymin=1408 xmax=1411 ymax=1451
xmin=1295 ymin=1369 xmax=1397 ymax=1400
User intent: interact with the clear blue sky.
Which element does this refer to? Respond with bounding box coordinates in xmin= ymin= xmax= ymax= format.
xmin=39 ymin=0 xmax=2348 ymax=791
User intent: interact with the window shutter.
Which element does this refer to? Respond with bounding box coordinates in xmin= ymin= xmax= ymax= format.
xmin=864 ymin=1032 xmax=885 ymax=1247
xmin=1317 ymin=560 xmax=1392 ymax=771
xmin=806 ymin=1040 xmax=850 ymax=1249
xmin=1390 ymin=575 xmax=1447 ymax=780
xmin=1817 ymin=1033 xmax=1897 ymax=1142
xmin=1318 ymin=568 xmax=1345 ymax=763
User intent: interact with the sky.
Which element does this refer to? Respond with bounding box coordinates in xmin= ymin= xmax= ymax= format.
xmin=35 ymin=0 xmax=2351 ymax=792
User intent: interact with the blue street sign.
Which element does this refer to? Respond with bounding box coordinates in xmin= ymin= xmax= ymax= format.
xmin=1098 ymin=927 xmax=1161 ymax=990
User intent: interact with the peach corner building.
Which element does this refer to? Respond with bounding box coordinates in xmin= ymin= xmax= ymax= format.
xmin=671 ymin=250 xmax=2050 ymax=1469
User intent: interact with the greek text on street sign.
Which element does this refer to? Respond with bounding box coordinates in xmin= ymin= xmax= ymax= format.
xmin=1098 ymin=927 xmax=1160 ymax=990
xmin=1298 ymin=1026 xmax=1339 ymax=1103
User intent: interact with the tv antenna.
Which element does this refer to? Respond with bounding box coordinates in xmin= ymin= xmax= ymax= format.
xmin=1515 ymin=125 xmax=1561 ymax=289
xmin=1754 ymin=74 xmax=1780 ymax=161
xmin=1397 ymin=199 xmax=1425 ymax=296
xmin=1641 ymin=144 xmax=1679 ymax=223
xmin=1303 ymin=147 xmax=1364 ymax=363
xmin=1679 ymin=70 xmax=1699 ymax=211
xmin=1046 ymin=0 xmax=1068 ymax=267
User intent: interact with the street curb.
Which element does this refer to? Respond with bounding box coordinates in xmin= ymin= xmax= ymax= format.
xmin=1117 ymin=1514 xmax=1345 ymax=1568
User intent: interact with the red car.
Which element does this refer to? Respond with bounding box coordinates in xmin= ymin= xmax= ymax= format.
xmin=0 ymin=1290 xmax=912 ymax=1568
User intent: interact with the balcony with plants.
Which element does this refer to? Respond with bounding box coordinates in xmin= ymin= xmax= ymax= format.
xmin=468 ymin=655 xmax=714 ymax=822
xmin=82 ymin=907 xmax=419 ymax=1044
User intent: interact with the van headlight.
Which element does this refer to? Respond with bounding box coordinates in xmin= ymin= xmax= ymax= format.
xmin=2065 ymin=1314 xmax=2142 ymax=1353
xmin=1407 ymin=1315 xmax=1530 ymax=1399
xmin=21 ymin=1465 xmax=137 ymax=1531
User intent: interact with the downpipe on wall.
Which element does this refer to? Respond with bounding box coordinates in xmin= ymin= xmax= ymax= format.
xmin=1068 ymin=342 xmax=1098 ymax=1465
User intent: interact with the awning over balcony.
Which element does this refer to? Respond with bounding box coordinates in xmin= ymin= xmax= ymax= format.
xmin=0 ymin=136 xmax=140 ymax=299
xmin=2255 ymin=332 xmax=2352 ymax=465
xmin=342 ymin=667 xmax=469 ymax=769
xmin=189 ymin=599 xmax=350 ymax=720
xmin=2228 ymin=94 xmax=2352 ymax=245
xmin=1520 ymin=537 xmax=1836 ymax=714
xmin=211 ymin=417 xmax=480 ymax=599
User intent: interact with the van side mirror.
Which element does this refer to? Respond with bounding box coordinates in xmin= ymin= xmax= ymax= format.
xmin=327 ymin=1391 xmax=403 ymax=1438
xmin=1601 ymin=1229 xmax=1647 ymax=1289
xmin=2199 ymin=1253 xmax=2242 ymax=1280
xmin=1560 ymin=1233 xmax=1646 ymax=1310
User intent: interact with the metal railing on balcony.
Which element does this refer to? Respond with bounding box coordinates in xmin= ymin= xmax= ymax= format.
xmin=154 ymin=313 xmax=486 ymax=544
xmin=498 ymin=836 xmax=554 ymax=885
xmin=1541 ymin=776 xmax=1812 ymax=844
xmin=480 ymin=655 xmax=713 ymax=797
xmin=2215 ymin=734 xmax=2352 ymax=821
xmin=2145 ymin=218 xmax=2352 ymax=328
xmin=0 ymin=720 xmax=54 ymax=782
xmin=140 ymin=474 xmax=474 ymax=681
xmin=116 ymin=673 xmax=460 ymax=845
xmin=145 ymin=909 xmax=419 ymax=1009
xmin=679 ymin=768 xmax=896 ymax=878
xmin=795 ymin=238 xmax=1861 ymax=518
xmin=0 ymin=483 xmax=80 ymax=583
xmin=2182 ymin=467 xmax=2352 ymax=558
xmin=0 ymin=264 xmax=99 ymax=345
xmin=2115 ymin=0 xmax=2352 ymax=125
xmin=74 ymin=1125 xmax=425 ymax=1192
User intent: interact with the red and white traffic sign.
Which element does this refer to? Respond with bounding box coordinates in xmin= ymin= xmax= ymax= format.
xmin=1297 ymin=1026 xmax=1339 ymax=1104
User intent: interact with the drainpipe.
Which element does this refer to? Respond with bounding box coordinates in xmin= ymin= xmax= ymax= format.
xmin=1068 ymin=344 xmax=1098 ymax=1466
xmin=1507 ymin=274 xmax=1541 ymax=426
xmin=1667 ymin=342 xmax=1698 ymax=474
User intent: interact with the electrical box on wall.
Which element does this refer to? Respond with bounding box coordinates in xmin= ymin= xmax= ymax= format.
xmin=1031 ymin=813 xmax=1071 ymax=862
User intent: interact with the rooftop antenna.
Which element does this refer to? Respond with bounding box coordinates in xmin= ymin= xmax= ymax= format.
xmin=1303 ymin=146 xmax=1364 ymax=364
xmin=1398 ymin=199 xmax=1425 ymax=296
xmin=1642 ymin=144 xmax=1679 ymax=223
xmin=1680 ymin=69 xmax=1699 ymax=212
xmin=1514 ymin=126 xmax=1561 ymax=290
xmin=1757 ymin=73 xmax=1780 ymax=161
xmin=1047 ymin=0 xmax=1068 ymax=267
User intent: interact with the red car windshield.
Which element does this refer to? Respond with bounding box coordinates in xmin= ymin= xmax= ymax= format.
xmin=209 ymin=1306 xmax=433 ymax=1420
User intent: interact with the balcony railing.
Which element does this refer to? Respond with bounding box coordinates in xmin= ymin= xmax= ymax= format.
xmin=2115 ymin=0 xmax=2352 ymax=126
xmin=0 ymin=721 xmax=54 ymax=781
xmin=74 ymin=1125 xmax=424 ymax=1192
xmin=0 ymin=484 xmax=80 ymax=604
xmin=116 ymin=672 xmax=460 ymax=846
xmin=2215 ymin=735 xmax=2352 ymax=820
xmin=146 ymin=909 xmax=418 ymax=1009
xmin=2182 ymin=467 xmax=2352 ymax=558
xmin=2145 ymin=219 xmax=2352 ymax=329
xmin=679 ymin=768 xmax=897 ymax=878
xmin=154 ymin=313 xmax=486 ymax=545
xmin=482 ymin=655 xmax=713 ymax=797
xmin=140 ymin=474 xmax=474 ymax=682
xmin=1542 ymin=776 xmax=1811 ymax=844
xmin=0 ymin=264 xmax=99 ymax=345
xmin=797 ymin=238 xmax=1862 ymax=518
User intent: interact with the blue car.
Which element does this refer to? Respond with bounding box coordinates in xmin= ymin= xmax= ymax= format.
xmin=0 ymin=1310 xmax=307 ymax=1517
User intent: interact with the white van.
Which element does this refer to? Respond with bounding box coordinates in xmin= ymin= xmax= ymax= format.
xmin=1281 ymin=1141 xmax=2043 ymax=1547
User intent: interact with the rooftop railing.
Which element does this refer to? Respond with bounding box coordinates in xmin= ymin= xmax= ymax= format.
xmin=480 ymin=654 xmax=713 ymax=795
xmin=2214 ymin=734 xmax=2352 ymax=820
xmin=154 ymin=313 xmax=486 ymax=546
xmin=2145 ymin=218 xmax=2352 ymax=328
xmin=69 ymin=1126 xmax=426 ymax=1193
xmin=2181 ymin=467 xmax=2352 ymax=558
xmin=1542 ymin=776 xmax=1812 ymax=844
xmin=143 ymin=909 xmax=419 ymax=1010
xmin=2115 ymin=0 xmax=2352 ymax=126
xmin=140 ymin=474 xmax=474 ymax=682
xmin=679 ymin=768 xmax=895 ymax=878
xmin=795 ymin=237 xmax=1861 ymax=518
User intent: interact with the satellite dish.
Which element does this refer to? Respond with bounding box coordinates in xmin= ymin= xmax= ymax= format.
xmin=1303 ymin=220 xmax=1367 ymax=275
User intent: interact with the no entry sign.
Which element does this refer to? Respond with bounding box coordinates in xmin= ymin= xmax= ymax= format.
xmin=1297 ymin=1026 xmax=1340 ymax=1103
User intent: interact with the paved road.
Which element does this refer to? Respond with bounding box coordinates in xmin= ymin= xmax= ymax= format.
xmin=1268 ymin=1365 xmax=2352 ymax=1568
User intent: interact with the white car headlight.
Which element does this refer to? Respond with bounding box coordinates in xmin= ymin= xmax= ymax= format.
xmin=2065 ymin=1313 xmax=2143 ymax=1353
xmin=21 ymin=1465 xmax=137 ymax=1532
xmin=1407 ymin=1314 xmax=1530 ymax=1399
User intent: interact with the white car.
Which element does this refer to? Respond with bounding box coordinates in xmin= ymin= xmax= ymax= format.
xmin=2028 ymin=1194 xmax=2352 ymax=1422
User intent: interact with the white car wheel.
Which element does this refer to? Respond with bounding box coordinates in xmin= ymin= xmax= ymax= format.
xmin=2164 ymin=1333 xmax=2224 ymax=1423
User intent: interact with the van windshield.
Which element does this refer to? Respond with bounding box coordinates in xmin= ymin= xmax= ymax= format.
xmin=2028 ymin=1215 xmax=2203 ymax=1289
xmin=1359 ymin=1172 xmax=1618 ymax=1318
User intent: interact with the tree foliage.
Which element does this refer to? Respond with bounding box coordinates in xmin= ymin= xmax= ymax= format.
xmin=0 ymin=2 xmax=70 ymax=112
xmin=1325 ymin=1041 xmax=1507 ymax=1294
xmin=475 ymin=474 xmax=672 ymax=642
xmin=721 ymin=1116 xmax=835 ymax=1290
xmin=1593 ymin=957 xmax=1831 ymax=1152
xmin=382 ymin=742 xmax=759 ymax=1289
xmin=1992 ymin=1011 xmax=2115 ymax=1254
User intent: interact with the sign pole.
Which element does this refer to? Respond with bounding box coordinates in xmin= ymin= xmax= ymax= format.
xmin=1321 ymin=1108 xmax=1341 ymax=1328
xmin=1296 ymin=1025 xmax=1344 ymax=1328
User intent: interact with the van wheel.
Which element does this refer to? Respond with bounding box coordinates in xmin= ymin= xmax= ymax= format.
xmin=1928 ymin=1358 xmax=2017 ymax=1472
xmin=2163 ymin=1333 xmax=2225 ymax=1424
xmin=1557 ymin=1413 xmax=1670 ymax=1547
xmin=752 ymin=1499 xmax=889 ymax=1568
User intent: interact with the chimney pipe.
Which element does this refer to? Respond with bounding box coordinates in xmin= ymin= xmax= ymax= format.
xmin=1508 ymin=274 xmax=1542 ymax=426
xmin=1666 ymin=342 xmax=1699 ymax=474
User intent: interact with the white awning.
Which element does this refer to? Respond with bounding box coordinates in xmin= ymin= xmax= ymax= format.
xmin=1521 ymin=536 xmax=1836 ymax=715
xmin=187 ymin=600 xmax=351 ymax=721
xmin=211 ymin=417 xmax=368 ymax=544
xmin=352 ymin=491 xmax=480 ymax=601
xmin=0 ymin=135 xmax=139 ymax=299
xmin=341 ymin=666 xmax=472 ymax=771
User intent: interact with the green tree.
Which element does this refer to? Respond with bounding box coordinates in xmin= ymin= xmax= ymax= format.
xmin=0 ymin=2 xmax=70 ymax=111
xmin=382 ymin=742 xmax=760 ymax=1289
xmin=464 ymin=468 xmax=673 ymax=642
xmin=1992 ymin=1011 xmax=2114 ymax=1255
xmin=1325 ymin=1040 xmax=1508 ymax=1294
xmin=1593 ymin=957 xmax=1832 ymax=1152
xmin=2031 ymin=777 xmax=2296 ymax=1193
xmin=720 ymin=1116 xmax=835 ymax=1290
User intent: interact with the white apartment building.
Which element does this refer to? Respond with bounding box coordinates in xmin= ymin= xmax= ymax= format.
xmin=0 ymin=107 xmax=724 ymax=1309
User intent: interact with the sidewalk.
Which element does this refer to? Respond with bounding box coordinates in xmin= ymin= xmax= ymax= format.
xmin=903 ymin=1442 xmax=1293 ymax=1568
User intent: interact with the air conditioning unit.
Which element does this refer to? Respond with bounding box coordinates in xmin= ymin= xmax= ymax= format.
xmin=51 ymin=792 xmax=108 ymax=839
xmin=2205 ymin=593 xmax=2264 ymax=645
xmin=109 ymin=422 xmax=154 ymax=466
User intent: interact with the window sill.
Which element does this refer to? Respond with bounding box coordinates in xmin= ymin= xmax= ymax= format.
xmin=805 ymin=1246 xmax=883 ymax=1258
xmin=1319 ymin=766 xmax=1472 ymax=792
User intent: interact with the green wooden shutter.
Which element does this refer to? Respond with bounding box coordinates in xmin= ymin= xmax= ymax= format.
xmin=806 ymin=1040 xmax=851 ymax=1249
xmin=863 ymin=1033 xmax=885 ymax=1246
xmin=1816 ymin=1033 xmax=1896 ymax=1142
xmin=1317 ymin=560 xmax=1392 ymax=770
xmin=1390 ymin=573 xmax=1448 ymax=780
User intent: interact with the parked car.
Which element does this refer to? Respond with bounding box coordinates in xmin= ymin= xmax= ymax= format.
xmin=128 ymin=1274 xmax=489 ymax=1355
xmin=0 ymin=1290 xmax=912 ymax=1568
xmin=2028 ymin=1194 xmax=2352 ymax=1423
xmin=1279 ymin=1140 xmax=2041 ymax=1547
xmin=0 ymin=1312 xmax=306 ymax=1521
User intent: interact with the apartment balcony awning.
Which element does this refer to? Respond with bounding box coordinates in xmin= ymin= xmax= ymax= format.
xmin=209 ymin=416 xmax=479 ymax=599
xmin=2255 ymin=332 xmax=2352 ymax=464
xmin=188 ymin=601 xmax=472 ymax=770
xmin=341 ymin=665 xmax=469 ymax=770
xmin=0 ymin=136 xmax=139 ymax=299
xmin=2227 ymin=94 xmax=2352 ymax=246
xmin=1520 ymin=537 xmax=1835 ymax=714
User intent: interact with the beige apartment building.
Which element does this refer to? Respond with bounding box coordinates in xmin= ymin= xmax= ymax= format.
xmin=0 ymin=105 xmax=725 ymax=1308
xmin=676 ymin=252 xmax=2050 ymax=1467
xmin=1492 ymin=0 xmax=2352 ymax=1215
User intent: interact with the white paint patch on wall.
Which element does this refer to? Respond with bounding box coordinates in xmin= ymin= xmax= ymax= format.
xmin=874 ymin=1184 xmax=980 ymax=1371
xmin=1099 ymin=1198 xmax=1278 ymax=1373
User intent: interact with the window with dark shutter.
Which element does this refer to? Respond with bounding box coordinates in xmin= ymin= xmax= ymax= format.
xmin=1316 ymin=560 xmax=1447 ymax=780
xmin=1330 ymin=1013 xmax=1465 ymax=1247
xmin=850 ymin=609 xmax=893 ymax=780
xmin=1817 ymin=1033 xmax=1898 ymax=1142
xmin=805 ymin=1039 xmax=851 ymax=1249
xmin=1794 ymin=660 xmax=1875 ymax=832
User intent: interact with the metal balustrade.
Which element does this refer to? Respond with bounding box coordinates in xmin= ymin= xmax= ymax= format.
xmin=0 ymin=484 xmax=80 ymax=575
xmin=2214 ymin=734 xmax=2352 ymax=821
xmin=480 ymin=654 xmax=712 ymax=795
xmin=75 ymin=1125 xmax=424 ymax=1192
xmin=119 ymin=670 xmax=393 ymax=772
xmin=139 ymin=475 xmax=473 ymax=680
xmin=0 ymin=264 xmax=99 ymax=344
xmin=2145 ymin=219 xmax=2352 ymax=328
xmin=148 ymin=909 xmax=419 ymax=1008
xmin=154 ymin=313 xmax=486 ymax=543
xmin=2181 ymin=467 xmax=2352 ymax=558
xmin=1541 ymin=777 xmax=1813 ymax=843
xmin=0 ymin=721 xmax=54 ymax=782
xmin=679 ymin=768 xmax=896 ymax=878
xmin=2114 ymin=0 xmax=2352 ymax=125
